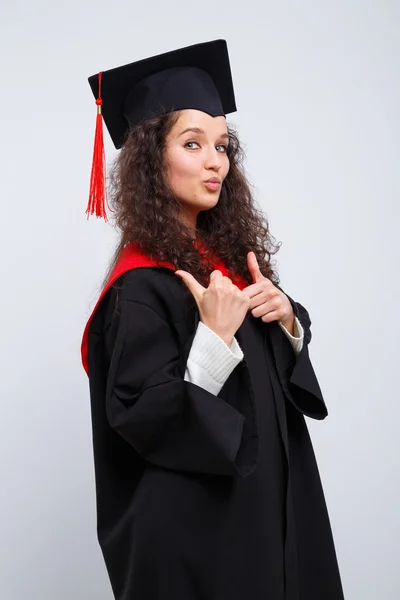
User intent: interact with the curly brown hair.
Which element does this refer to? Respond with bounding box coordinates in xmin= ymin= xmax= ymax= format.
xmin=100 ymin=110 xmax=282 ymax=293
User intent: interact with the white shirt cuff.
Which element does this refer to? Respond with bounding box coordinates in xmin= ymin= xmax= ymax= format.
xmin=184 ymin=321 xmax=244 ymax=396
xmin=278 ymin=316 xmax=304 ymax=355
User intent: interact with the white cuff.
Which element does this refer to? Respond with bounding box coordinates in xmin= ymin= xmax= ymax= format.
xmin=184 ymin=321 xmax=244 ymax=396
xmin=278 ymin=316 xmax=304 ymax=355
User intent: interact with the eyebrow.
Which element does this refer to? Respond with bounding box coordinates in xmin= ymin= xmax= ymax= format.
xmin=178 ymin=127 xmax=229 ymax=141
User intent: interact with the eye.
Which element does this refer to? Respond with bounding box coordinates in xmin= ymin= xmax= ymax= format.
xmin=184 ymin=140 xmax=200 ymax=149
xmin=216 ymin=144 xmax=228 ymax=153
xmin=184 ymin=140 xmax=229 ymax=153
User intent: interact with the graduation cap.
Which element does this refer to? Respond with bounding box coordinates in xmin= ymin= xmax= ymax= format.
xmin=86 ymin=39 xmax=237 ymax=221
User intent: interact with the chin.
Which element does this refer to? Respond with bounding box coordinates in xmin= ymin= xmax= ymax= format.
xmin=179 ymin=194 xmax=220 ymax=215
xmin=201 ymin=193 xmax=220 ymax=207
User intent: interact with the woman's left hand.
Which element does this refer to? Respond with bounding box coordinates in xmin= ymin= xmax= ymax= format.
xmin=242 ymin=252 xmax=294 ymax=329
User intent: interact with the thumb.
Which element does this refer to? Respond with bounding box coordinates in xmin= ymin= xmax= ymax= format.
xmin=174 ymin=270 xmax=205 ymax=303
xmin=247 ymin=251 xmax=264 ymax=283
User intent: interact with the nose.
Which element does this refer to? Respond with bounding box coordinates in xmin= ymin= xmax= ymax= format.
xmin=204 ymin=146 xmax=223 ymax=172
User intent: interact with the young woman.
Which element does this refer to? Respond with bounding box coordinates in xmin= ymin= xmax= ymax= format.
xmin=82 ymin=40 xmax=345 ymax=600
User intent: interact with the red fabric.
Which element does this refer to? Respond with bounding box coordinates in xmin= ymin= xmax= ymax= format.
xmin=81 ymin=240 xmax=249 ymax=375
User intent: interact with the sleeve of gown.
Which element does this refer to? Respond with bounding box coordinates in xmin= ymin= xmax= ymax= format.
xmin=105 ymin=299 xmax=258 ymax=477
xmin=273 ymin=285 xmax=328 ymax=420
xmin=286 ymin=299 xmax=328 ymax=419
xmin=184 ymin=321 xmax=244 ymax=396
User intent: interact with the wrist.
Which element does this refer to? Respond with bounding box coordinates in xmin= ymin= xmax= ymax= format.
xmin=280 ymin=314 xmax=295 ymax=335
xmin=200 ymin=321 xmax=233 ymax=347
xmin=214 ymin=330 xmax=233 ymax=346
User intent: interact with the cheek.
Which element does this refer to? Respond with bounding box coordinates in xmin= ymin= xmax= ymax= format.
xmin=222 ymin=157 xmax=230 ymax=179
xmin=168 ymin=152 xmax=199 ymax=186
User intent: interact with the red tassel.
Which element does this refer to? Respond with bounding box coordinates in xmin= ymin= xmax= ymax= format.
xmin=86 ymin=71 xmax=112 ymax=221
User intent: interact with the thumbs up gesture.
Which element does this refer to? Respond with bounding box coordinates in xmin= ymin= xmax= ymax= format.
xmin=243 ymin=252 xmax=294 ymax=331
xmin=174 ymin=268 xmax=251 ymax=346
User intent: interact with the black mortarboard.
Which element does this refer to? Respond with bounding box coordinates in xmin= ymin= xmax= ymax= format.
xmin=86 ymin=39 xmax=237 ymax=221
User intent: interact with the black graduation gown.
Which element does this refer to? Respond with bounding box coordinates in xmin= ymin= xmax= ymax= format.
xmin=86 ymin=266 xmax=344 ymax=600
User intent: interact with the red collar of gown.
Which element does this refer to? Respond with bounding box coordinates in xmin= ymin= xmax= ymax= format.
xmin=81 ymin=239 xmax=249 ymax=375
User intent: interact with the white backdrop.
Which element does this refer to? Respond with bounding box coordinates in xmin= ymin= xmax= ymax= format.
xmin=1 ymin=1 xmax=399 ymax=598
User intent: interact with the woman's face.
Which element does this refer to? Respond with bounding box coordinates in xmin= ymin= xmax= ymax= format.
xmin=165 ymin=109 xmax=230 ymax=231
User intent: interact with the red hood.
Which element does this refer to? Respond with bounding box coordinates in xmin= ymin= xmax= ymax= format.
xmin=81 ymin=239 xmax=249 ymax=375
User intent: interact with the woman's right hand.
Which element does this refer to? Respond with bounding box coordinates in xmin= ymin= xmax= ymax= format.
xmin=174 ymin=269 xmax=251 ymax=346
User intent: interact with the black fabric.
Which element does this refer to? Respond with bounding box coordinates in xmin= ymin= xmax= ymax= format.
xmin=88 ymin=39 xmax=237 ymax=149
xmin=87 ymin=267 xmax=344 ymax=600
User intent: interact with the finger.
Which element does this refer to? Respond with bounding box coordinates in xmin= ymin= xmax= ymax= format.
xmin=247 ymin=251 xmax=264 ymax=283
xmin=251 ymin=299 xmax=280 ymax=319
xmin=209 ymin=270 xmax=231 ymax=289
xmin=242 ymin=282 xmax=267 ymax=299
xmin=209 ymin=270 xmax=224 ymax=281
xmin=174 ymin=270 xmax=206 ymax=301
xmin=248 ymin=290 xmax=268 ymax=310
xmin=260 ymin=310 xmax=282 ymax=323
